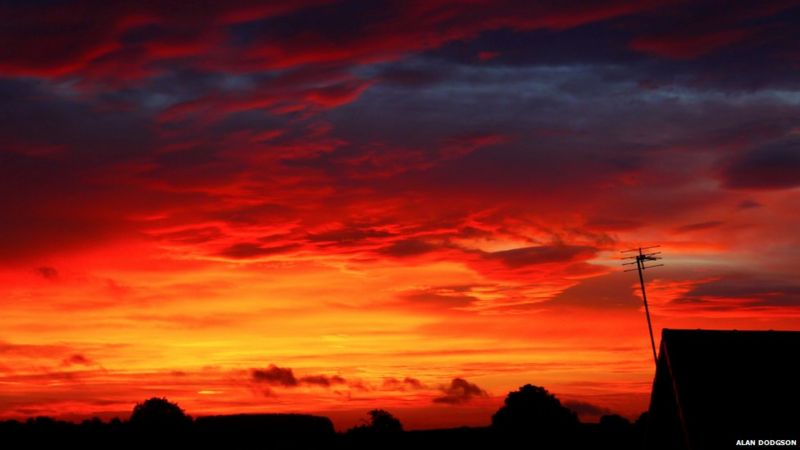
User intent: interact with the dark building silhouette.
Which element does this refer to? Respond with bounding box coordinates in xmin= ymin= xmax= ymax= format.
xmin=646 ymin=329 xmax=800 ymax=450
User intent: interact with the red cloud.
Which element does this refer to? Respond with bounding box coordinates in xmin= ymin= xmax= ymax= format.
xmin=0 ymin=0 xmax=670 ymax=82
xmin=301 ymin=79 xmax=374 ymax=108
xmin=156 ymin=75 xmax=372 ymax=127
xmin=0 ymin=1 xmax=331 ymax=80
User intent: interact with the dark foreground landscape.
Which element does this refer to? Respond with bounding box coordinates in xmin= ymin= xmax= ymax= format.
xmin=0 ymin=386 xmax=647 ymax=449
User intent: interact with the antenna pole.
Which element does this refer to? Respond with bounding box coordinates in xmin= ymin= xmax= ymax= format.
xmin=621 ymin=245 xmax=663 ymax=368
xmin=636 ymin=249 xmax=658 ymax=366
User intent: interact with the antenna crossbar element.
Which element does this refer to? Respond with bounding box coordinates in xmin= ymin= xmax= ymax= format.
xmin=620 ymin=246 xmax=664 ymax=367
xmin=620 ymin=245 xmax=660 ymax=253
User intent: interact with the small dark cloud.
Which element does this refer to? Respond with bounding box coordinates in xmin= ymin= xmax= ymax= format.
xmin=251 ymin=364 xmax=347 ymax=388
xmin=433 ymin=377 xmax=487 ymax=404
xmin=383 ymin=376 xmax=426 ymax=390
xmin=403 ymin=377 xmax=425 ymax=389
xmin=563 ymin=400 xmax=613 ymax=418
xmin=299 ymin=374 xmax=347 ymax=387
xmin=673 ymin=220 xmax=723 ymax=233
xmin=737 ymin=199 xmax=761 ymax=209
xmin=251 ymin=364 xmax=298 ymax=387
xmin=60 ymin=354 xmax=93 ymax=367
xmin=35 ymin=266 xmax=58 ymax=280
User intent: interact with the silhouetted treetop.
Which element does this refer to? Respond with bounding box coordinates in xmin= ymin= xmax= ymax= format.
xmin=348 ymin=409 xmax=403 ymax=434
xmin=129 ymin=397 xmax=191 ymax=431
xmin=369 ymin=409 xmax=403 ymax=432
xmin=491 ymin=384 xmax=579 ymax=434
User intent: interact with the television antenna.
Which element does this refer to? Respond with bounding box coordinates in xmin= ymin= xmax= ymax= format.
xmin=621 ymin=246 xmax=664 ymax=366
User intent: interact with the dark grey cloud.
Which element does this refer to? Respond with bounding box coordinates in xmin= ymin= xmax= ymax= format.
xmin=299 ymin=374 xmax=347 ymax=387
xmin=60 ymin=353 xmax=93 ymax=367
xmin=433 ymin=377 xmax=488 ymax=404
xmin=35 ymin=266 xmax=59 ymax=280
xmin=678 ymin=275 xmax=800 ymax=308
xmin=251 ymin=364 xmax=347 ymax=388
xmin=251 ymin=364 xmax=298 ymax=387
xmin=382 ymin=376 xmax=426 ymax=391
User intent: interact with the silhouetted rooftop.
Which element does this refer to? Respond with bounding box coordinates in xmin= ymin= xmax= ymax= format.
xmin=646 ymin=329 xmax=800 ymax=450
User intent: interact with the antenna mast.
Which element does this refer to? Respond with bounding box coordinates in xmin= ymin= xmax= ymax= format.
xmin=621 ymin=246 xmax=664 ymax=367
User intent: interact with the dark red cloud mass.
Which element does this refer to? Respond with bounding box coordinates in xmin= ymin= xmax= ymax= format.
xmin=434 ymin=378 xmax=489 ymax=404
xmin=252 ymin=365 xmax=299 ymax=387
xmin=1 ymin=0 xmax=799 ymax=430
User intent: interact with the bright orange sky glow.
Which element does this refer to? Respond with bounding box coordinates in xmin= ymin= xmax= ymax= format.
xmin=2 ymin=0 xmax=800 ymax=430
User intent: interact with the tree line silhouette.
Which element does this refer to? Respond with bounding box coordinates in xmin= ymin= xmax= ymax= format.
xmin=0 ymin=385 xmax=648 ymax=449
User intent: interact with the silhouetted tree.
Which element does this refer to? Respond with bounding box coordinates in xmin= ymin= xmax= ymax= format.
xmin=368 ymin=409 xmax=403 ymax=432
xmin=129 ymin=397 xmax=191 ymax=432
xmin=348 ymin=409 xmax=403 ymax=434
xmin=491 ymin=384 xmax=579 ymax=437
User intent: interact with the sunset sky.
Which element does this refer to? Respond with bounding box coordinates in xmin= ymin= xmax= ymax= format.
xmin=1 ymin=0 xmax=800 ymax=430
